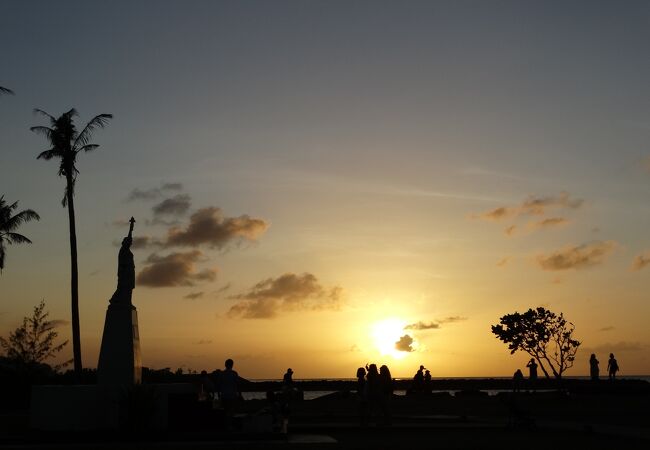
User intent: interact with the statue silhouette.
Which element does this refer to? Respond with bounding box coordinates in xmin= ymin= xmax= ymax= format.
xmin=97 ymin=216 xmax=142 ymax=385
xmin=110 ymin=217 xmax=135 ymax=306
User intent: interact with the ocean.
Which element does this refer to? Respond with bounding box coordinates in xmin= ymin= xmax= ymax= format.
xmin=240 ymin=375 xmax=650 ymax=401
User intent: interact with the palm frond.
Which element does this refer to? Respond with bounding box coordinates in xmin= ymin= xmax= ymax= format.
xmin=74 ymin=114 xmax=113 ymax=148
xmin=33 ymin=109 xmax=56 ymax=124
xmin=3 ymin=199 xmax=18 ymax=213
xmin=0 ymin=246 xmax=5 ymax=271
xmin=64 ymin=108 xmax=78 ymax=118
xmin=0 ymin=87 xmax=15 ymax=96
xmin=30 ymin=126 xmax=54 ymax=141
xmin=0 ymin=196 xmax=8 ymax=222
xmin=2 ymin=209 xmax=41 ymax=231
xmin=77 ymin=144 xmax=99 ymax=153
xmin=4 ymin=233 xmax=33 ymax=245
xmin=37 ymin=148 xmax=61 ymax=160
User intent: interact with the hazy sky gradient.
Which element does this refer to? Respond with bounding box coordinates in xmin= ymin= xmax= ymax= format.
xmin=1 ymin=0 xmax=649 ymax=378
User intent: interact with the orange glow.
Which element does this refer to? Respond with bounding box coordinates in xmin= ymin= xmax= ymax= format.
xmin=371 ymin=318 xmax=414 ymax=360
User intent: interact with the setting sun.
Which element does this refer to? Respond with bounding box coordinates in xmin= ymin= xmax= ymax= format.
xmin=371 ymin=318 xmax=415 ymax=360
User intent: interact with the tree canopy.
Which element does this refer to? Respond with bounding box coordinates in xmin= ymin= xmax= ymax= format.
xmin=31 ymin=108 xmax=112 ymax=205
xmin=0 ymin=196 xmax=40 ymax=272
xmin=31 ymin=108 xmax=112 ymax=377
xmin=491 ymin=307 xmax=580 ymax=379
xmin=0 ymin=300 xmax=70 ymax=371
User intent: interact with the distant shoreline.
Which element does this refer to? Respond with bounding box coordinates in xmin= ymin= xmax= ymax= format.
xmin=238 ymin=376 xmax=650 ymax=393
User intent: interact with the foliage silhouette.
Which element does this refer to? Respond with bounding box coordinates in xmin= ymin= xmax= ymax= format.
xmin=31 ymin=108 xmax=112 ymax=377
xmin=0 ymin=300 xmax=71 ymax=371
xmin=0 ymin=196 xmax=40 ymax=272
xmin=0 ymin=86 xmax=15 ymax=96
xmin=491 ymin=307 xmax=580 ymax=379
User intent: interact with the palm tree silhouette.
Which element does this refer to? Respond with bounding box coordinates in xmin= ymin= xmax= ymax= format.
xmin=0 ymin=87 xmax=14 ymax=96
xmin=31 ymin=109 xmax=112 ymax=377
xmin=0 ymin=196 xmax=40 ymax=272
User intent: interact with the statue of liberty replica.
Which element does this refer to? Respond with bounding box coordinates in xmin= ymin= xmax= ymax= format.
xmin=97 ymin=217 xmax=142 ymax=385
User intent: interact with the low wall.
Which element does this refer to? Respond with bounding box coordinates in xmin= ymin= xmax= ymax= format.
xmin=30 ymin=383 xmax=195 ymax=431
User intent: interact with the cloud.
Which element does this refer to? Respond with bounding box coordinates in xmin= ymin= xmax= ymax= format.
xmin=504 ymin=218 xmax=568 ymax=237
xmin=183 ymin=291 xmax=204 ymax=300
xmin=438 ymin=316 xmax=467 ymax=324
xmin=405 ymin=321 xmax=439 ymax=330
xmin=536 ymin=241 xmax=616 ymax=271
xmin=395 ymin=334 xmax=415 ymax=352
xmin=132 ymin=236 xmax=153 ymax=249
xmin=127 ymin=182 xmax=183 ymax=201
xmin=476 ymin=207 xmax=516 ymax=221
xmin=47 ymin=319 xmax=70 ymax=328
xmin=194 ymin=339 xmax=212 ymax=345
xmin=227 ymin=272 xmax=342 ymax=319
xmin=599 ymin=326 xmax=615 ymax=332
xmin=474 ymin=192 xmax=583 ymax=222
xmin=162 ymin=182 xmax=183 ymax=191
xmin=127 ymin=188 xmax=160 ymax=201
xmin=164 ymin=207 xmax=269 ymax=249
xmin=213 ymin=283 xmax=232 ymax=297
xmin=631 ymin=253 xmax=650 ymax=271
xmin=136 ymin=251 xmax=217 ymax=287
xmin=405 ymin=316 xmax=467 ymax=330
xmin=520 ymin=192 xmax=583 ymax=216
xmin=496 ymin=257 xmax=510 ymax=267
xmin=533 ymin=217 xmax=570 ymax=229
xmin=152 ymin=194 xmax=191 ymax=217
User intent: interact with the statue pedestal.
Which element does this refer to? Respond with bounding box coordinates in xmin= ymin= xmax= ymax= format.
xmin=97 ymin=303 xmax=142 ymax=385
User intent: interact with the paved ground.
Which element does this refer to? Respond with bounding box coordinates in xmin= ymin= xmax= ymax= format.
xmin=1 ymin=423 xmax=649 ymax=450
xmin=2 ymin=389 xmax=649 ymax=449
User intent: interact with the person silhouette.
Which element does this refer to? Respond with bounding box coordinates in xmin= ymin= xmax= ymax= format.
xmin=283 ymin=368 xmax=294 ymax=386
xmin=526 ymin=358 xmax=538 ymax=381
xmin=366 ymin=364 xmax=381 ymax=422
xmin=356 ymin=367 xmax=367 ymax=426
xmin=589 ymin=354 xmax=600 ymax=381
xmin=413 ymin=365 xmax=425 ymax=392
xmin=424 ymin=369 xmax=432 ymax=392
xmin=607 ymin=353 xmax=619 ymax=380
xmin=379 ymin=365 xmax=393 ymax=426
xmin=356 ymin=367 xmax=367 ymax=394
xmin=199 ymin=370 xmax=215 ymax=401
xmin=512 ymin=369 xmax=524 ymax=393
xmin=218 ymin=358 xmax=240 ymax=428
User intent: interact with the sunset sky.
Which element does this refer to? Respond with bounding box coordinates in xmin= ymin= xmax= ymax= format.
xmin=1 ymin=0 xmax=649 ymax=379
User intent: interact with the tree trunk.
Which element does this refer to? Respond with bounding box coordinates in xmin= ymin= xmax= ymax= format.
xmin=66 ymin=175 xmax=83 ymax=378
xmin=535 ymin=356 xmax=551 ymax=379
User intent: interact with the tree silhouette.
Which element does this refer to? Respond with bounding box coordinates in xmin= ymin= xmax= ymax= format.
xmin=0 ymin=300 xmax=70 ymax=371
xmin=0 ymin=196 xmax=40 ymax=272
xmin=31 ymin=108 xmax=112 ymax=377
xmin=491 ymin=307 xmax=580 ymax=379
xmin=0 ymin=86 xmax=15 ymax=96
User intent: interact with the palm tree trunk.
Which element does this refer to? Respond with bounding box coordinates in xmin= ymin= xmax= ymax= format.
xmin=66 ymin=174 xmax=83 ymax=378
